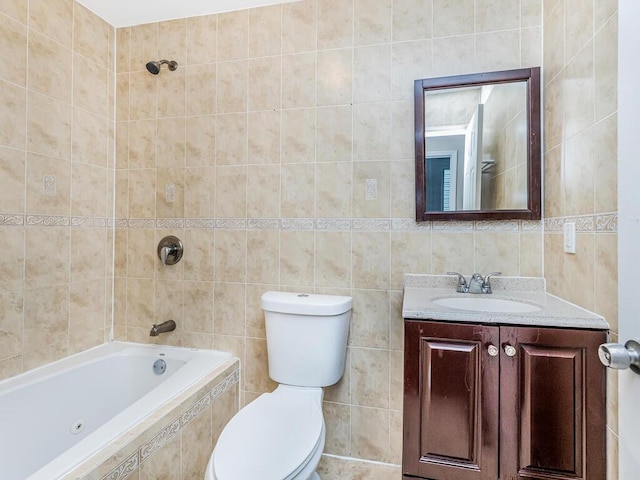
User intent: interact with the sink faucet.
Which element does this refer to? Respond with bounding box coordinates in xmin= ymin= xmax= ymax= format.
xmin=150 ymin=320 xmax=177 ymax=337
xmin=447 ymin=272 xmax=501 ymax=294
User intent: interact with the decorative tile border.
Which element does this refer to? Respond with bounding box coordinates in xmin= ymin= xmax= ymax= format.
xmin=101 ymin=369 xmax=239 ymax=480
xmin=9 ymin=214 xmax=613 ymax=233
xmin=544 ymin=213 xmax=618 ymax=233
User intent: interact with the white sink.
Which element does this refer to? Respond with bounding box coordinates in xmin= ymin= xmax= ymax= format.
xmin=433 ymin=296 xmax=541 ymax=313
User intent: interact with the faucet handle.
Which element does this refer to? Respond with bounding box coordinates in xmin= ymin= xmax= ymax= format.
xmin=482 ymin=272 xmax=502 ymax=293
xmin=447 ymin=272 xmax=468 ymax=293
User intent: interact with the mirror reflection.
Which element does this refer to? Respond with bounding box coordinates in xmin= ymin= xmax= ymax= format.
xmin=414 ymin=67 xmax=541 ymax=222
xmin=425 ymin=82 xmax=528 ymax=212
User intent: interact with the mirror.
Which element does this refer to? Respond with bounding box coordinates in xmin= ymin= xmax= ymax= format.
xmin=415 ymin=68 xmax=541 ymax=221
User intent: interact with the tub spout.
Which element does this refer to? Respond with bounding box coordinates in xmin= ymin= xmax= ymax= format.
xmin=150 ymin=320 xmax=176 ymax=337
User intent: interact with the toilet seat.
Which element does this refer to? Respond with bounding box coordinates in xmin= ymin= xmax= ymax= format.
xmin=212 ymin=385 xmax=324 ymax=480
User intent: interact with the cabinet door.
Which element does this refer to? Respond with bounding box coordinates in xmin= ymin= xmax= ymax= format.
xmin=499 ymin=327 xmax=606 ymax=480
xmin=404 ymin=321 xmax=500 ymax=480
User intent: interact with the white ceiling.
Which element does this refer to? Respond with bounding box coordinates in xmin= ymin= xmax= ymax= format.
xmin=76 ymin=0 xmax=300 ymax=28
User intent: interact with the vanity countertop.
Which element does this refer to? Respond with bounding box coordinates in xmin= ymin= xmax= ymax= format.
xmin=403 ymin=274 xmax=609 ymax=330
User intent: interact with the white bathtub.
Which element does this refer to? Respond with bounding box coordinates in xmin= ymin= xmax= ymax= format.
xmin=0 ymin=342 xmax=234 ymax=480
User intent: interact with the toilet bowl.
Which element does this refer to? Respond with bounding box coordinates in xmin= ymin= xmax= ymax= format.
xmin=205 ymin=385 xmax=325 ymax=480
xmin=205 ymin=291 xmax=352 ymax=480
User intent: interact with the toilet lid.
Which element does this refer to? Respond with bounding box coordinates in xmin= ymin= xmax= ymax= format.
xmin=213 ymin=387 xmax=323 ymax=480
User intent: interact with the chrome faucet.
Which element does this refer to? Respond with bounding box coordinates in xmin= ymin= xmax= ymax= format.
xmin=447 ymin=272 xmax=501 ymax=294
xmin=150 ymin=320 xmax=177 ymax=337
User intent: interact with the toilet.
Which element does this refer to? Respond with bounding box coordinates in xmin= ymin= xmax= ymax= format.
xmin=205 ymin=292 xmax=353 ymax=480
xmin=204 ymin=291 xmax=352 ymax=480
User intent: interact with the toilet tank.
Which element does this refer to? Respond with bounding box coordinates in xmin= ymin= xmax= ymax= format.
xmin=261 ymin=292 xmax=352 ymax=387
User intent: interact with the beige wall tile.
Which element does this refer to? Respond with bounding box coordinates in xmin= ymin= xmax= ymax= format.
xmin=217 ymin=10 xmax=248 ymax=61
xmin=520 ymin=232 xmax=543 ymax=277
xmin=544 ymin=75 xmax=564 ymax=151
xmin=0 ymin=14 xmax=27 ymax=86
xmin=217 ymin=60 xmax=248 ymax=114
xmin=116 ymin=28 xmax=130 ymax=74
xmin=74 ymin=3 xmax=110 ymax=65
xmin=157 ymin=69 xmax=186 ymax=118
xmin=71 ymin=163 xmax=108 ymax=217
xmin=128 ymin=120 xmax=156 ymax=169
xmin=244 ymin=337 xmax=277 ymax=393
xmin=280 ymin=230 xmax=315 ymax=286
xmin=214 ymin=230 xmax=246 ymax=283
xmin=73 ymin=54 xmax=109 ymax=117
xmin=215 ymin=166 xmax=247 ymax=218
xmin=318 ymin=0 xmax=354 ymax=50
xmin=129 ymin=71 xmax=157 ymax=120
xmin=353 ymin=102 xmax=391 ymax=161
xmin=594 ymin=114 xmax=617 ymax=213
xmin=432 ymin=35 xmax=475 ymax=76
xmin=476 ymin=0 xmax=520 ymax=32
xmin=282 ymin=108 xmax=316 ymax=163
xmin=564 ymin=233 xmax=595 ymax=311
xmin=542 ymin=0 xmax=564 ymax=85
xmin=0 ymin=80 xmax=26 ymax=149
xmin=391 ymin=40 xmax=433 ymax=101
xmin=185 ymin=166 xmax=216 ymax=218
xmin=350 ymin=405 xmax=390 ymax=462
xmin=129 ymin=23 xmax=158 ymax=73
xmin=432 ymin=232 xmax=474 ymax=274
xmin=0 ymin=146 xmax=25 ymax=214
xmin=316 ymin=106 xmax=352 ymax=164
xmin=563 ymin=41 xmax=595 ymax=139
xmin=522 ymin=27 xmax=543 ymax=67
xmin=315 ymin=231 xmax=352 ymax=288
xmin=316 ymin=162 xmax=353 ymax=218
xmin=393 ymin=0 xmax=433 ymax=41
xmin=350 ymin=289 xmax=389 ymax=349
xmin=139 ymin=434 xmax=181 ymax=479
xmin=157 ymin=18 xmax=186 ymax=67
xmin=183 ymin=229 xmax=215 ymax=282
xmin=247 ymin=229 xmax=279 ymax=284
xmin=248 ymin=56 xmax=282 ymax=111
xmin=186 ymin=64 xmax=217 ymax=116
xmin=73 ymin=108 xmax=109 ymax=166
xmin=351 ymin=347 xmax=389 ymax=408
xmin=155 ymin=167 xmax=185 ymax=218
xmin=564 ymin=126 xmax=595 ymax=216
xmin=69 ymin=279 xmax=106 ymax=341
xmin=281 ymin=163 xmax=316 ymax=217
xmin=29 ymin=0 xmax=73 ymax=48
xmin=282 ymin=52 xmax=317 ymax=109
xmin=187 ymin=15 xmax=217 ymax=65
xmin=249 ymin=4 xmax=282 ymax=58
xmin=214 ymin=282 xmax=246 ymax=336
xmin=595 ymin=234 xmax=618 ymax=330
xmin=248 ymin=110 xmax=281 ymax=165
xmin=354 ymin=45 xmax=391 ymax=103
xmin=27 ymin=91 xmax=72 ymax=159
xmin=157 ymin=117 xmax=186 ymax=167
xmin=317 ymin=49 xmax=353 ymax=106
xmin=475 ymin=31 xmax=521 ymax=72
xmin=595 ymin=13 xmax=618 ymax=121
xmin=354 ymin=0 xmax=392 ymax=45
xmin=215 ymin=114 xmax=247 ymax=166
xmin=0 ymin=0 xmax=27 ymax=24
xmin=544 ymin=233 xmax=565 ymax=298
xmin=565 ymin=0 xmax=593 ymax=61
xmin=433 ymin=0 xmax=474 ymax=38
xmin=71 ymin=227 xmax=107 ymax=283
xmin=181 ymin=404 xmax=214 ymax=480
xmin=246 ymin=164 xmax=280 ymax=218
xmin=23 ymin=284 xmax=69 ymax=352
xmin=0 ymin=290 xmax=23 ymax=360
xmin=282 ymin=0 xmax=317 ymax=54
xmin=128 ymin=168 xmax=156 ymax=218
xmin=186 ymin=116 xmax=216 ymax=168
xmin=390 ymin=231 xmax=431 ymax=289
xmin=352 ymin=231 xmax=390 ymax=289
xmin=323 ymin=401 xmax=351 ymax=456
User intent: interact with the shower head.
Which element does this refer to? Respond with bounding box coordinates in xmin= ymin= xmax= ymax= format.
xmin=145 ymin=60 xmax=178 ymax=75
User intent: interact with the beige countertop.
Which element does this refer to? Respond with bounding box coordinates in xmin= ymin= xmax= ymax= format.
xmin=403 ymin=274 xmax=609 ymax=330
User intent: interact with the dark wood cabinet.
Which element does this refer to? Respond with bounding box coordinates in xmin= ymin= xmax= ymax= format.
xmin=403 ymin=320 xmax=606 ymax=480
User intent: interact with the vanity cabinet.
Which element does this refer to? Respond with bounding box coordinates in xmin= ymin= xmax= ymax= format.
xmin=403 ymin=320 xmax=606 ymax=480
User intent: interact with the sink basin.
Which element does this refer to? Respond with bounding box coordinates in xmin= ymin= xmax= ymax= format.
xmin=433 ymin=297 xmax=541 ymax=313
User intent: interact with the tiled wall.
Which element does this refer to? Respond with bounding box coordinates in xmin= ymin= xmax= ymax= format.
xmin=0 ymin=0 xmax=115 ymax=379
xmin=114 ymin=0 xmax=542 ymax=466
xmin=541 ymin=0 xmax=618 ymax=478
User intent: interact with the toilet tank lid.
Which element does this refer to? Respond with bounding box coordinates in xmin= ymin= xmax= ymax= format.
xmin=261 ymin=291 xmax=353 ymax=316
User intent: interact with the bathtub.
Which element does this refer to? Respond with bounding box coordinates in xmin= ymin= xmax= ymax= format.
xmin=0 ymin=341 xmax=239 ymax=480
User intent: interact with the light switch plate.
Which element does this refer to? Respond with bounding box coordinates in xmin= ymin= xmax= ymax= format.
xmin=563 ymin=222 xmax=576 ymax=254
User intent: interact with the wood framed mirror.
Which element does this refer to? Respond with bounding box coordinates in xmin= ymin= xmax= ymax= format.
xmin=415 ymin=67 xmax=541 ymax=222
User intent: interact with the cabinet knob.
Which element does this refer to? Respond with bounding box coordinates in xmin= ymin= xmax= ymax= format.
xmin=504 ymin=345 xmax=517 ymax=357
xmin=487 ymin=345 xmax=499 ymax=357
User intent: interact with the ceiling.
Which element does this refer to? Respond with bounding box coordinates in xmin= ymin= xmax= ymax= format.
xmin=76 ymin=0 xmax=300 ymax=28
